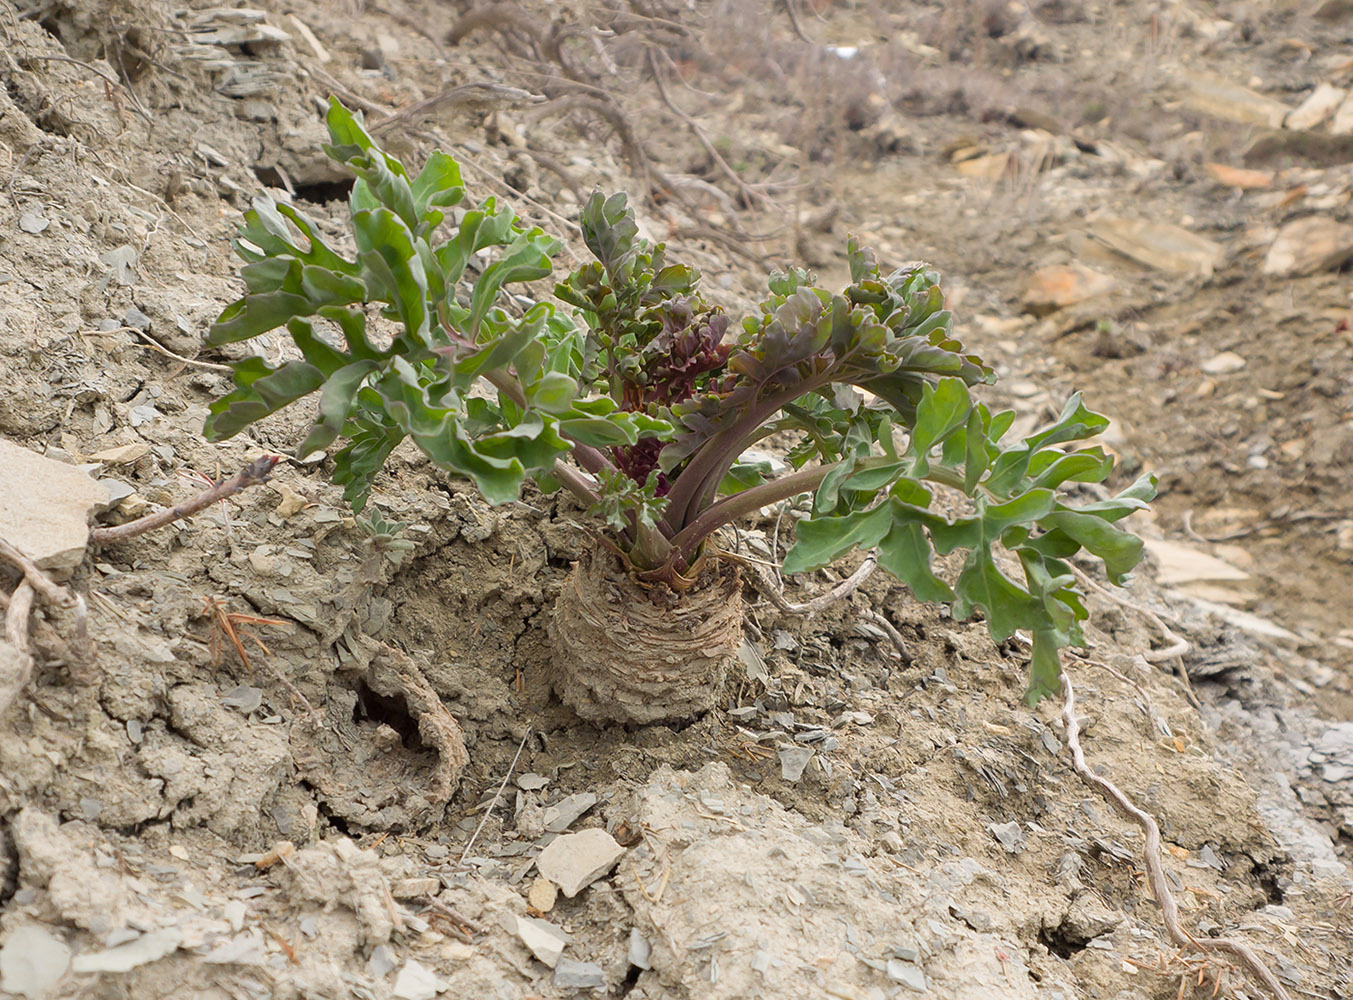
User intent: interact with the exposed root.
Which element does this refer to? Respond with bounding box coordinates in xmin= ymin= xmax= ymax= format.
xmin=0 ymin=537 xmax=92 ymax=716
xmin=1061 ymin=671 xmax=1293 ymax=1000
xmin=733 ymin=549 xmax=911 ymax=662
xmin=1072 ymin=565 xmax=1198 ymax=708
xmin=0 ymin=580 xmax=35 ymax=718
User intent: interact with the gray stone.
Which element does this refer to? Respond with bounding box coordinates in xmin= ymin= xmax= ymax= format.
xmin=885 ymin=958 xmax=927 ymax=992
xmin=1175 ymin=70 xmax=1289 ymax=127
xmin=543 ymin=792 xmax=598 ymax=833
xmin=989 ymin=821 xmax=1026 ymax=853
xmin=536 ymin=828 xmax=625 ymax=897
xmin=517 ymin=915 xmax=568 ymax=968
xmin=627 ymin=929 xmax=651 ymax=970
xmin=554 ymin=957 xmax=605 ymax=989
xmin=0 ymin=925 xmax=72 ymax=998
xmin=0 ymin=438 xmax=110 ymax=580
xmin=778 ymin=745 xmax=814 ymax=782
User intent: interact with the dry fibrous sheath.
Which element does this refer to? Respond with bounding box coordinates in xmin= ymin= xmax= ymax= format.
xmin=203 ymin=98 xmax=1155 ymax=721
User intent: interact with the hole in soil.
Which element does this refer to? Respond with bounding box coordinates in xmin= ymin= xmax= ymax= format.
xmin=1039 ymin=919 xmax=1091 ymax=960
xmin=617 ymin=963 xmax=642 ymax=995
xmin=353 ymin=678 xmax=425 ymax=750
xmin=1250 ymin=860 xmax=1286 ymax=904
xmin=0 ymin=821 xmax=17 ymax=906
xmin=251 ymin=166 xmax=353 ymax=204
xmin=314 ymin=798 xmax=353 ymax=837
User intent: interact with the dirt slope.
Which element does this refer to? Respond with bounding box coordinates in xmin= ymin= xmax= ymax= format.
xmin=0 ymin=2 xmax=1350 ymax=999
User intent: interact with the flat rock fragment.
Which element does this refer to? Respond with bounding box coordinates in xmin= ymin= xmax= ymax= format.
xmin=535 ymin=828 xmax=625 ymax=897
xmin=1090 ymin=217 xmax=1224 ymax=277
xmin=554 ymin=957 xmax=605 ymax=989
xmin=1175 ymin=70 xmax=1289 ymax=127
xmin=70 ymin=928 xmax=182 ymax=973
xmin=778 ymin=745 xmax=814 ymax=782
xmin=0 ymin=438 xmax=109 ymax=580
xmin=392 ymin=958 xmax=444 ymax=1000
xmin=543 ymin=792 xmax=597 ymax=833
xmin=1021 ymin=263 xmax=1117 ymax=316
xmin=1285 ymin=83 xmax=1346 ymax=130
xmin=516 ymin=915 xmax=568 ymax=968
xmin=1262 ymin=216 xmax=1353 ymax=276
xmin=0 ymin=925 xmax=71 ymax=998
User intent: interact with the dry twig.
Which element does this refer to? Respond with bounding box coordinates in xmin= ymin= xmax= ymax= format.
xmin=90 ymin=455 xmax=280 ymax=545
xmin=201 ymin=596 xmax=321 ymax=727
xmin=83 ymin=325 xmax=231 ymax=372
xmin=1061 ymin=671 xmax=1293 ymax=1000
xmin=1182 ymin=507 xmax=1340 ymax=544
xmin=645 ymin=47 xmax=775 ymax=212
xmin=369 ymin=82 xmax=545 ymax=134
xmin=0 ymin=536 xmax=92 ymax=714
xmin=457 ymin=726 xmax=530 ymax=868
xmin=731 ymin=549 xmax=911 ymax=661
xmin=0 ymin=581 xmax=36 ymax=718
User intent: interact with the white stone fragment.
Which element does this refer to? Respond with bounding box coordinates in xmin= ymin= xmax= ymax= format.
xmin=0 ymin=925 xmax=71 ymax=999
xmin=535 ymin=828 xmax=625 ymax=897
xmin=516 ymin=915 xmax=568 ymax=968
xmin=70 ymin=928 xmax=182 ymax=974
xmin=0 ymin=438 xmax=110 ymax=580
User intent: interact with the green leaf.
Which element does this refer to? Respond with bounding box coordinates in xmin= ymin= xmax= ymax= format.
xmin=843 ymin=461 xmax=905 ymax=492
xmin=204 ymin=358 xmax=326 ymax=441
xmin=719 ymin=460 xmax=772 ymax=495
xmin=906 ymin=376 xmax=972 ymax=476
xmin=208 ymin=291 xmax=315 ymax=345
xmin=878 ymin=522 xmax=954 ymax=602
xmin=558 ymin=417 xmax=638 ymax=447
xmin=529 ymin=371 xmax=579 ymax=413
xmin=295 ymin=360 xmax=379 ymax=456
xmin=353 ymin=207 xmax=429 ymax=342
xmin=1037 ymin=509 xmax=1145 ymax=585
xmin=409 ymin=150 xmax=464 ymax=230
xmin=952 ymin=548 xmax=1042 ymax=642
xmin=1025 ymin=629 xmax=1064 ymax=706
xmin=468 ymin=230 xmax=560 ymax=337
xmin=782 ymin=502 xmax=894 ymax=575
xmin=1027 ymin=448 xmax=1114 ymax=490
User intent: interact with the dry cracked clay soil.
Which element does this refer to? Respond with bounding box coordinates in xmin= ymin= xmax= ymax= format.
xmin=1 ymin=1 xmax=1352 ymax=999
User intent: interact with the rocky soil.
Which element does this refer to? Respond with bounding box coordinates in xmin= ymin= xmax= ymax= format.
xmin=0 ymin=1 xmax=1351 ymax=999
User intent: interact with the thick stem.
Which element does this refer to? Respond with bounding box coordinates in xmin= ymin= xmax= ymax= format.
xmin=664 ymin=375 xmax=835 ymax=529
xmin=550 ymin=459 xmax=600 ymax=506
xmin=667 ymin=461 xmax=839 ymax=560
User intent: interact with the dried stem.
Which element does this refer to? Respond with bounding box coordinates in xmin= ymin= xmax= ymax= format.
xmin=1061 ymin=671 xmax=1293 ymax=1000
xmin=0 ymin=537 xmax=76 ymax=609
xmin=456 ymin=726 xmax=530 ymax=869
xmin=90 ymin=455 xmax=280 ymax=545
xmin=644 ymin=46 xmax=774 ymax=212
xmin=369 ymin=82 xmax=544 ymax=134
